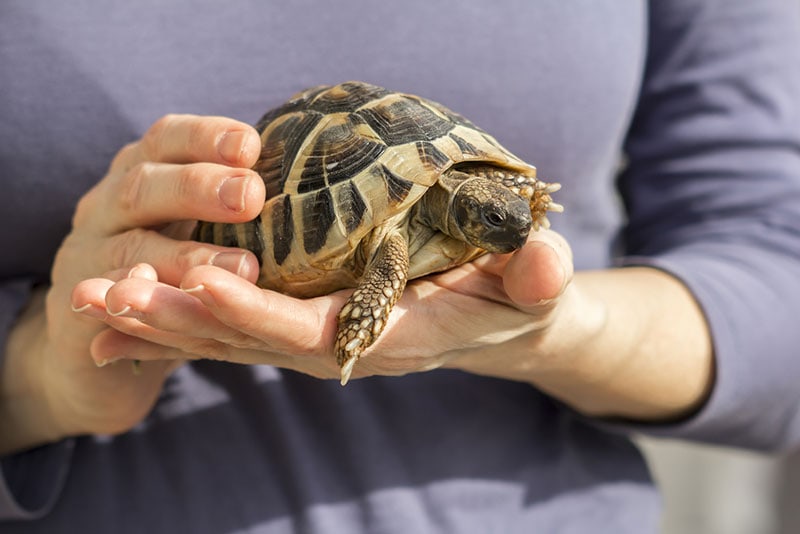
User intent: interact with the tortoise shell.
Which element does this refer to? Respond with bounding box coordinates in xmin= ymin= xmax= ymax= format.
xmin=196 ymin=81 xmax=539 ymax=296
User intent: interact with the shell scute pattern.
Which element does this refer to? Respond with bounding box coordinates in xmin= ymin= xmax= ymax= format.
xmin=295 ymin=113 xmax=386 ymax=193
xmin=247 ymin=83 xmax=535 ymax=281
xmin=201 ymin=82 xmax=542 ymax=286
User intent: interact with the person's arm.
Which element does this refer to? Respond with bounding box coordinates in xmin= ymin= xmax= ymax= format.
xmin=512 ymin=0 xmax=800 ymax=446
xmin=613 ymin=0 xmax=800 ymax=448
xmin=439 ymin=251 xmax=714 ymax=422
xmin=486 ymin=0 xmax=800 ymax=447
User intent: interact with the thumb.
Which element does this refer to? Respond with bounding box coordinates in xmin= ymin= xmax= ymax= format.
xmin=503 ymin=230 xmax=573 ymax=309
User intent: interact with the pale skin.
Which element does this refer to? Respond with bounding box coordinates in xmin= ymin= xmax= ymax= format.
xmin=0 ymin=115 xmax=714 ymax=455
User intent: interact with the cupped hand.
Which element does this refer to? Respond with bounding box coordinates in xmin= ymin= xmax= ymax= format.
xmin=4 ymin=115 xmax=266 ymax=447
xmin=70 ymin=228 xmax=596 ymax=387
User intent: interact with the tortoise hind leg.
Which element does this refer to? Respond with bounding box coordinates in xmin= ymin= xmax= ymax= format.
xmin=336 ymin=232 xmax=409 ymax=386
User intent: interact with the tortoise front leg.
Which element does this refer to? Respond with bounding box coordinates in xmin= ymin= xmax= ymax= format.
xmin=336 ymin=232 xmax=409 ymax=386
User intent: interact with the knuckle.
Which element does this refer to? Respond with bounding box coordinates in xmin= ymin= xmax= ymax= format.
xmin=109 ymin=228 xmax=151 ymax=270
xmin=165 ymin=240 xmax=219 ymax=276
xmin=185 ymin=119 xmax=212 ymax=157
xmin=174 ymin=239 xmax=209 ymax=266
xmin=72 ymin=187 xmax=99 ymax=229
xmin=117 ymin=162 xmax=150 ymax=215
xmin=110 ymin=142 xmax=141 ymax=172
xmin=142 ymin=114 xmax=178 ymax=160
xmin=174 ymin=164 xmax=205 ymax=206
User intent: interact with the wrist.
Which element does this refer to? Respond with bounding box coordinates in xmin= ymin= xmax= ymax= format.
xmin=1 ymin=290 xmax=67 ymax=455
xmin=532 ymin=268 xmax=714 ymax=420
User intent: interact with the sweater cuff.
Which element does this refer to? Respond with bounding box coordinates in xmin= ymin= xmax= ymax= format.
xmin=0 ymin=440 xmax=74 ymax=521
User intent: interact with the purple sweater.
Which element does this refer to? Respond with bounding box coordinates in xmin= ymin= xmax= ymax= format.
xmin=2 ymin=1 xmax=800 ymax=532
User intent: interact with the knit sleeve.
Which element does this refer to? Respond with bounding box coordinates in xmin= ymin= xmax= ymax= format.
xmin=0 ymin=280 xmax=74 ymax=520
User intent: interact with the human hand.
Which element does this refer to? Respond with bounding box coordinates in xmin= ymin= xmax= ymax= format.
xmin=69 ymin=228 xmax=594 ymax=387
xmin=1 ymin=115 xmax=266 ymax=451
xmin=71 ymin=219 xmax=712 ymax=422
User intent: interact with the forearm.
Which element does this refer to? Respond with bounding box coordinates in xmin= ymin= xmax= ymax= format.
xmin=454 ymin=266 xmax=715 ymax=422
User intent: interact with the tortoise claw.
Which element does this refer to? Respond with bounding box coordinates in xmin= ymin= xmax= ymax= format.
xmin=334 ymin=232 xmax=409 ymax=386
xmin=340 ymin=357 xmax=357 ymax=386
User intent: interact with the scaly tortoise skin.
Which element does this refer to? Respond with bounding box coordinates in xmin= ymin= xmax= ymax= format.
xmin=195 ymin=81 xmax=562 ymax=385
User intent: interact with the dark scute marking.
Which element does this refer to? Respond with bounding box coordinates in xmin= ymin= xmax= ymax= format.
xmin=300 ymin=115 xmax=386 ymax=192
xmin=415 ymin=141 xmax=450 ymax=171
xmin=302 ymin=188 xmax=336 ymax=254
xmin=296 ymin=167 xmax=327 ymax=194
xmin=337 ymin=181 xmax=368 ymax=234
xmin=193 ymin=221 xmax=214 ymax=244
xmin=192 ymin=221 xmax=240 ymax=248
xmin=220 ymin=224 xmax=241 ymax=249
xmin=308 ymin=82 xmax=391 ymax=114
xmin=356 ymin=97 xmax=455 ymax=146
xmin=255 ymin=111 xmax=324 ymax=199
xmin=271 ymin=195 xmax=294 ymax=265
xmin=377 ymin=164 xmax=414 ymax=205
xmin=244 ymin=215 xmax=266 ymax=267
xmin=422 ymin=98 xmax=484 ymax=132
xmin=254 ymin=86 xmax=330 ymax=133
xmin=448 ymin=133 xmax=484 ymax=157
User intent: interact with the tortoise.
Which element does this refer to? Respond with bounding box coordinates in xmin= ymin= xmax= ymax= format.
xmin=194 ymin=81 xmax=562 ymax=385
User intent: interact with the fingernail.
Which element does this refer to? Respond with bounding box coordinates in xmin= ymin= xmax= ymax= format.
xmin=218 ymin=175 xmax=248 ymax=212
xmin=218 ymin=130 xmax=248 ymax=164
xmin=71 ymin=302 xmax=107 ymax=320
xmin=211 ymin=251 xmax=247 ymax=276
xmin=106 ymin=306 xmax=142 ymax=321
xmin=182 ymin=283 xmax=216 ymax=305
xmin=182 ymin=284 xmax=206 ymax=294
xmin=95 ymin=357 xmax=122 ymax=368
xmin=127 ymin=265 xmax=143 ymax=279
xmin=127 ymin=264 xmax=156 ymax=280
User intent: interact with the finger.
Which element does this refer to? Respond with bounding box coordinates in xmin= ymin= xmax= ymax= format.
xmin=70 ymin=264 xmax=158 ymax=320
xmin=73 ymin=276 xmax=236 ymax=365
xmin=94 ymin=162 xmax=265 ymax=235
xmin=89 ymin=328 xmax=190 ymax=371
xmin=99 ymin=231 xmax=260 ymax=286
xmin=90 ymin=328 xmax=213 ymax=365
xmin=71 ymin=238 xmax=258 ymax=320
xmin=472 ymin=229 xmax=572 ymax=308
xmin=180 ymin=265 xmax=339 ymax=357
xmin=503 ymin=238 xmax=572 ymax=309
xmin=108 ymin=263 xmax=159 ymax=282
xmin=135 ymin=114 xmax=262 ymax=167
xmin=101 ymin=277 xmax=261 ymax=350
xmin=91 ymin=317 xmax=233 ymax=365
xmin=87 ymin=275 xmax=320 ymax=369
xmin=89 ymin=329 xmax=330 ymax=379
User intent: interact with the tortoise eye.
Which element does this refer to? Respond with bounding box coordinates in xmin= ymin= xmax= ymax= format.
xmin=482 ymin=209 xmax=506 ymax=227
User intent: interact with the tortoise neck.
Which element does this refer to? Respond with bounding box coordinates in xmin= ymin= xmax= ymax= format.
xmin=416 ymin=170 xmax=474 ymax=242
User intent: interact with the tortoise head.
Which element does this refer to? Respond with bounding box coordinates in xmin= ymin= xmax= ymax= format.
xmin=452 ymin=178 xmax=532 ymax=253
